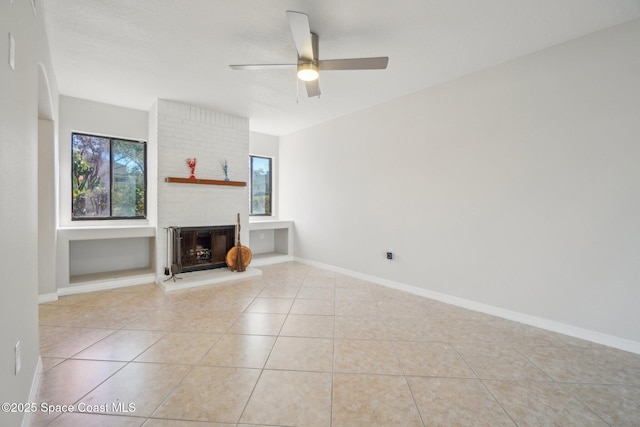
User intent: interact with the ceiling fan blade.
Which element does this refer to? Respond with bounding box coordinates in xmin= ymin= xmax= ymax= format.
xmin=305 ymin=79 xmax=321 ymax=97
xmin=286 ymin=10 xmax=315 ymax=61
xmin=229 ymin=64 xmax=296 ymax=70
xmin=318 ymin=57 xmax=389 ymax=71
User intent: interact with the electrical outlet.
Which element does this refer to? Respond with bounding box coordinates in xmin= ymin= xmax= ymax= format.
xmin=15 ymin=341 xmax=21 ymax=375
xmin=386 ymin=251 xmax=393 ymax=260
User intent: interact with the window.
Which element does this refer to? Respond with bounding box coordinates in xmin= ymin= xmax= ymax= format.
xmin=250 ymin=155 xmax=272 ymax=216
xmin=72 ymin=132 xmax=146 ymax=220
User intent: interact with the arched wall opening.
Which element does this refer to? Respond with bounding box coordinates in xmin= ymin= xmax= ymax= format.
xmin=37 ymin=63 xmax=57 ymax=297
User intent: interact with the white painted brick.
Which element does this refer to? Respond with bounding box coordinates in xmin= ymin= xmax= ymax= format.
xmin=155 ymin=100 xmax=250 ymax=275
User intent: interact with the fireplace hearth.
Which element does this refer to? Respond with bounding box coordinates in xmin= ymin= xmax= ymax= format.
xmin=170 ymin=225 xmax=235 ymax=273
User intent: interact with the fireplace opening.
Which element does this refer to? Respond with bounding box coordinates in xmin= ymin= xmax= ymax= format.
xmin=172 ymin=225 xmax=235 ymax=273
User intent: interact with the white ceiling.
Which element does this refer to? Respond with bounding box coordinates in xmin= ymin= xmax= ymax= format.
xmin=42 ymin=0 xmax=640 ymax=136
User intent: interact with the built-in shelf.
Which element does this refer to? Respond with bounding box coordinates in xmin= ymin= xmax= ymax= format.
xmin=67 ymin=267 xmax=156 ymax=294
xmin=55 ymin=226 xmax=156 ymax=297
xmin=251 ymin=252 xmax=294 ymax=266
xmin=248 ymin=220 xmax=294 ymax=266
xmin=165 ymin=177 xmax=246 ymax=187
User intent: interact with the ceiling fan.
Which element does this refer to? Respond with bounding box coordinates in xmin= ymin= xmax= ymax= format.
xmin=229 ymin=10 xmax=389 ymax=98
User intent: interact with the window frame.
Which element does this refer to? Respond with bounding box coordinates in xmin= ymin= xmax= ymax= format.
xmin=249 ymin=155 xmax=273 ymax=217
xmin=71 ymin=132 xmax=147 ymax=221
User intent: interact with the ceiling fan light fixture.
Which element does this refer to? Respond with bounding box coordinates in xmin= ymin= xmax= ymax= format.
xmin=297 ymin=63 xmax=319 ymax=81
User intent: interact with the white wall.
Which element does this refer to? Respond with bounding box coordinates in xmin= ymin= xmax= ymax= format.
xmin=38 ymin=118 xmax=57 ymax=295
xmin=1 ymin=1 xmax=58 ymax=425
xmin=280 ymin=19 xmax=640 ymax=345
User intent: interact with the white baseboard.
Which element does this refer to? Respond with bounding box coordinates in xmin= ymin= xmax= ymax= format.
xmin=57 ymin=273 xmax=156 ymax=296
xmin=22 ymin=356 xmax=42 ymax=427
xmin=38 ymin=293 xmax=58 ymax=304
xmin=294 ymin=257 xmax=640 ymax=355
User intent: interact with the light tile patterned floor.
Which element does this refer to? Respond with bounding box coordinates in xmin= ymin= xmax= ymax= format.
xmin=33 ymin=262 xmax=640 ymax=426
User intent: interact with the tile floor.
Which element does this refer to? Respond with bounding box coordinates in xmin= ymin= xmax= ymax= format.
xmin=33 ymin=262 xmax=640 ymax=426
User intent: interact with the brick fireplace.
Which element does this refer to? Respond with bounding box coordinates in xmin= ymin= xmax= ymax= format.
xmin=153 ymin=100 xmax=251 ymax=283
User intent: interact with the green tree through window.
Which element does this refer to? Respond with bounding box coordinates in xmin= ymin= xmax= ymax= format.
xmin=72 ymin=133 xmax=146 ymax=219
xmin=250 ymin=155 xmax=272 ymax=216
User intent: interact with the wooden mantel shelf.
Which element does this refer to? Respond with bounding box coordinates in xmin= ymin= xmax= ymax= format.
xmin=165 ymin=177 xmax=246 ymax=187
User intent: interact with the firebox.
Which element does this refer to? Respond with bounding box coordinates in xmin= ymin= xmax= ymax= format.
xmin=172 ymin=225 xmax=235 ymax=273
